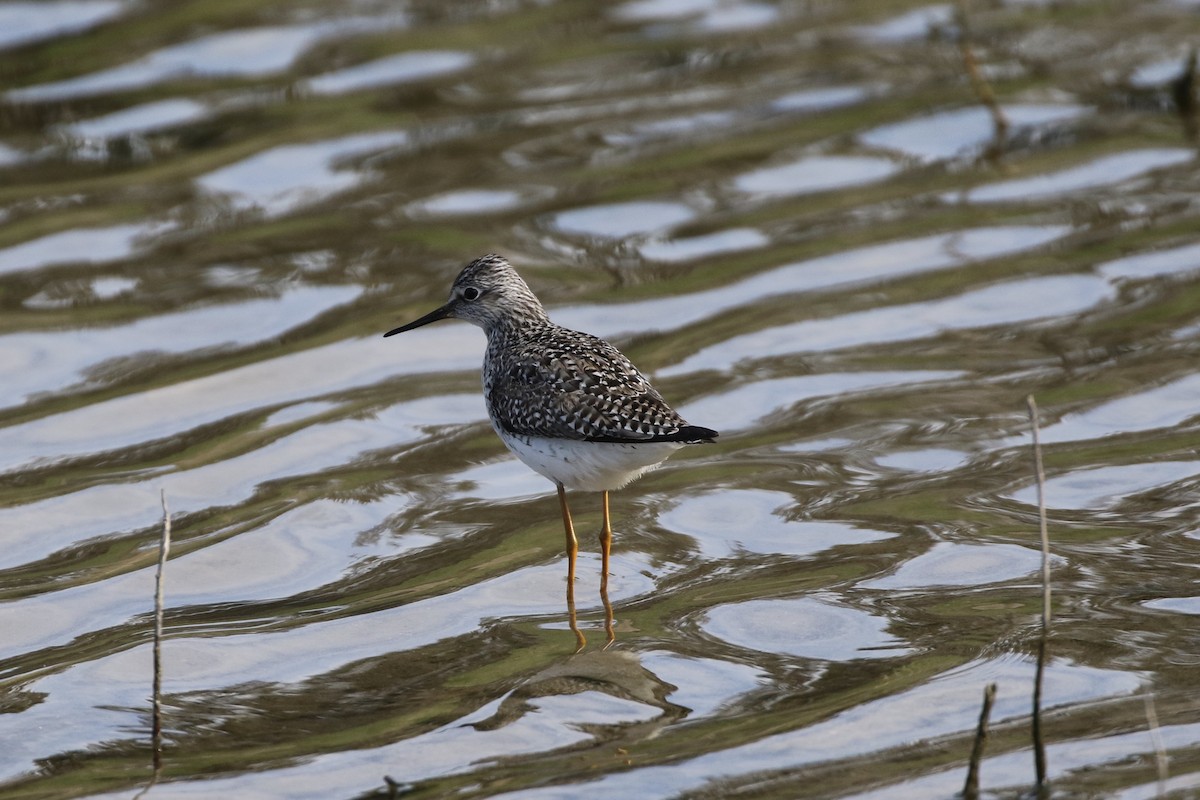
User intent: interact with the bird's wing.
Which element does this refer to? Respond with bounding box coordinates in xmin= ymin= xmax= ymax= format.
xmin=487 ymin=332 xmax=690 ymax=442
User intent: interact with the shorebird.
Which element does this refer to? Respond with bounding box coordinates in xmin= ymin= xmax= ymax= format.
xmin=384 ymin=254 xmax=718 ymax=647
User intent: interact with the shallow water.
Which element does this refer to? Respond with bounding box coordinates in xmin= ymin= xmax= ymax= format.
xmin=1 ymin=1 xmax=1199 ymax=798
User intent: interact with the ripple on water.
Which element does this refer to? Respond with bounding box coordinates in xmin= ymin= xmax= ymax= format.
xmin=73 ymin=685 xmax=666 ymax=799
xmin=0 ymin=222 xmax=161 ymax=276
xmin=56 ymin=98 xmax=211 ymax=140
xmin=197 ymin=130 xmax=410 ymax=215
xmin=640 ymin=650 xmax=766 ymax=718
xmin=89 ymin=275 xmax=138 ymax=299
xmin=0 ymin=284 xmax=362 ymax=405
xmin=0 ymin=396 xmax=481 ymax=571
xmin=1096 ymin=239 xmax=1200 ymax=281
xmin=732 ymin=154 xmax=899 ymax=198
xmin=556 ymin=224 xmax=1071 ymax=340
xmin=1144 ymin=597 xmax=1200 ymax=615
xmin=306 ymin=50 xmax=475 ymax=94
xmin=873 ymin=447 xmax=971 ymax=474
xmin=659 ymin=489 xmax=895 ymax=559
xmin=26 ymin=279 xmax=137 ymax=308
xmin=701 ymin=596 xmax=910 ymax=661
xmin=0 ymin=0 xmax=125 ymax=51
xmin=613 ymin=0 xmax=778 ymax=31
xmin=950 ymin=148 xmax=1195 ymax=204
xmin=638 ymin=227 xmax=768 ymax=263
xmin=771 ymin=85 xmax=872 ymax=114
xmin=0 ymin=655 xmax=657 ymax=792
xmin=861 ymin=104 xmax=1088 ymax=163
xmin=0 ymin=555 xmax=661 ymax=750
xmin=677 ymin=371 xmax=963 ymax=432
xmin=859 ymin=542 xmax=1051 ymax=590
xmin=0 ymin=498 xmax=413 ymax=654
xmin=1129 ymin=54 xmax=1192 ymax=88
xmin=852 ymin=4 xmax=956 ymax=42
xmin=550 ymin=200 xmax=696 ymax=239
xmin=0 ymin=329 xmax=484 ymax=474
xmin=0 ymin=141 xmax=22 ymax=166
xmin=231 ymin=555 xmax=655 ymax=681
xmin=452 ymin=458 xmax=553 ymax=501
xmin=1020 ymin=372 xmax=1200 ymax=445
xmin=1008 ymin=460 xmax=1200 ymax=510
xmin=603 ymin=111 xmax=738 ymax=147
xmin=612 ymin=0 xmax=723 ymax=22
xmin=847 ymin=721 xmax=1200 ymax=800
xmin=405 ymin=188 xmax=529 ymax=217
xmin=664 ymin=273 xmax=1114 ymax=375
xmin=5 ymin=17 xmax=408 ymax=101
xmin=497 ymin=656 xmax=1141 ymax=799
xmin=691 ymin=2 xmax=778 ymax=32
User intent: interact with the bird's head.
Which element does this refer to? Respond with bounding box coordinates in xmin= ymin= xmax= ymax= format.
xmin=383 ymin=254 xmax=547 ymax=337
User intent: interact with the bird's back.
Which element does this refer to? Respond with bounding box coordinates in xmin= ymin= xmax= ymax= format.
xmin=483 ymin=321 xmax=716 ymax=444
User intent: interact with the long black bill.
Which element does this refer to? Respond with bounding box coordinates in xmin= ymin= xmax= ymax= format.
xmin=383 ymin=303 xmax=453 ymax=337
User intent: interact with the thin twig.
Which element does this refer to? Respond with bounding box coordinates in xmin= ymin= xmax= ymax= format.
xmin=1171 ymin=48 xmax=1198 ymax=143
xmin=956 ymin=0 xmax=1009 ymax=161
xmin=1144 ymin=693 xmax=1169 ymax=797
xmin=1027 ymin=396 xmax=1050 ymax=790
xmin=963 ymin=682 xmax=998 ymax=799
xmin=134 ymin=492 xmax=171 ymax=800
xmin=152 ymin=491 xmax=171 ymax=770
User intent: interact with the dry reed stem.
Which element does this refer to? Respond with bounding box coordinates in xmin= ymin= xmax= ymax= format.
xmin=134 ymin=491 xmax=171 ymax=799
xmin=963 ymin=682 xmax=998 ymax=799
xmin=1027 ymin=396 xmax=1050 ymax=790
xmin=153 ymin=490 xmax=171 ymax=768
xmin=956 ymin=0 xmax=1009 ymax=158
xmin=1144 ymin=693 xmax=1169 ymax=796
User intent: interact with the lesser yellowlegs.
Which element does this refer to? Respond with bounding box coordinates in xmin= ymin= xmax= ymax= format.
xmin=384 ymin=254 xmax=718 ymax=647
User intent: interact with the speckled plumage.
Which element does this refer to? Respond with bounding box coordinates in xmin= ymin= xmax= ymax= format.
xmin=389 ymin=254 xmax=716 ymax=461
xmin=461 ymin=255 xmax=713 ymax=446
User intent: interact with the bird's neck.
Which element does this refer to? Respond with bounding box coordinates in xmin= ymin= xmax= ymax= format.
xmin=485 ymin=310 xmax=553 ymax=349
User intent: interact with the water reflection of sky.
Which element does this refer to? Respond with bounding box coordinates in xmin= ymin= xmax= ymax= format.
xmin=56 ymin=98 xmax=211 ymax=140
xmin=0 ymin=329 xmax=484 ymax=474
xmin=0 ymin=223 xmax=160 ymax=275
xmin=1009 ymin=460 xmax=1200 ymax=510
xmin=678 ymin=371 xmax=963 ymax=432
xmin=949 ymin=148 xmax=1194 ymax=203
xmin=0 ymin=285 xmax=361 ymax=404
xmin=860 ymin=542 xmax=1053 ymax=589
xmin=6 ymin=17 xmax=409 ymax=101
xmin=550 ymin=200 xmax=697 ymax=239
xmin=306 ymin=50 xmax=475 ymax=94
xmin=197 ymin=130 xmax=411 ymax=215
xmin=861 ymin=104 xmax=1088 ymax=162
xmin=732 ymin=154 xmax=899 ymax=198
xmin=2 ymin=1 xmax=1197 ymax=795
xmin=702 ymin=596 xmax=910 ymax=660
xmin=664 ymin=273 xmax=1114 ymax=375
xmin=558 ymin=225 xmax=1072 ymax=339
xmin=1016 ymin=372 xmax=1200 ymax=445
xmin=0 ymin=0 xmax=124 ymax=50
xmin=658 ymin=488 xmax=894 ymax=558
xmin=496 ymin=657 xmax=1140 ymax=800
xmin=0 ymin=394 xmax=485 ymax=570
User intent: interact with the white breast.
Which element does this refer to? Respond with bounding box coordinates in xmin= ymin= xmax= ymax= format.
xmin=495 ymin=427 xmax=683 ymax=492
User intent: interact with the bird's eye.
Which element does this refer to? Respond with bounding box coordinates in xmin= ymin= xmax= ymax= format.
xmin=461 ymin=286 xmax=481 ymax=301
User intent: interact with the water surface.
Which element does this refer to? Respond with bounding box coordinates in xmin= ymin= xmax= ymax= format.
xmin=1 ymin=1 xmax=1199 ymax=798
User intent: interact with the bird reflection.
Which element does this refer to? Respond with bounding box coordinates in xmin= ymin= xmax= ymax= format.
xmin=468 ymin=647 xmax=687 ymax=733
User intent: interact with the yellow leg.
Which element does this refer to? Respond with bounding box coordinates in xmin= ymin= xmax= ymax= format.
xmin=599 ymin=491 xmax=612 ymax=592
xmin=599 ymin=490 xmax=615 ymax=646
xmin=557 ymin=483 xmax=586 ymax=651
